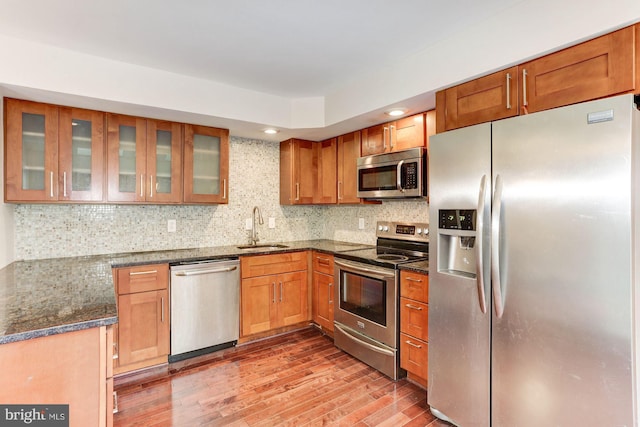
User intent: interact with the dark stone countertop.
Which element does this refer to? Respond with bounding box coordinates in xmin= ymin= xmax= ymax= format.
xmin=0 ymin=239 xmax=373 ymax=344
xmin=399 ymin=259 xmax=429 ymax=274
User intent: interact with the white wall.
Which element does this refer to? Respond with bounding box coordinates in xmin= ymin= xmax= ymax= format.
xmin=0 ymin=94 xmax=16 ymax=268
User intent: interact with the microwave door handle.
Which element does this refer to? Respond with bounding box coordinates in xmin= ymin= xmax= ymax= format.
xmin=396 ymin=160 xmax=405 ymax=192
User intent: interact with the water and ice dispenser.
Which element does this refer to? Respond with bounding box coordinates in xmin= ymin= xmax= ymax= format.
xmin=437 ymin=209 xmax=477 ymax=278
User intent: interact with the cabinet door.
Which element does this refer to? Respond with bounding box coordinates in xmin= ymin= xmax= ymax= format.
xmin=241 ymin=275 xmax=277 ymax=336
xmin=58 ymin=107 xmax=105 ymax=202
xmin=315 ymin=138 xmax=337 ymax=204
xmin=183 ymin=124 xmax=229 ymax=204
xmin=117 ymin=289 xmax=170 ymax=366
xmin=313 ymin=271 xmax=334 ymax=331
xmin=337 ymin=131 xmax=361 ymax=204
xmin=437 ymin=66 xmax=519 ymax=132
xmin=5 ymin=98 xmax=59 ymax=202
xmin=277 ymin=270 xmax=309 ymax=327
xmin=520 ymin=26 xmax=635 ymax=114
xmin=392 ymin=114 xmax=425 ymax=151
xmin=107 ymin=114 xmax=147 ymax=202
xmin=280 ymin=139 xmax=316 ymax=205
xmin=361 ymin=123 xmax=389 ymax=156
xmin=146 ymin=120 xmax=182 ymax=203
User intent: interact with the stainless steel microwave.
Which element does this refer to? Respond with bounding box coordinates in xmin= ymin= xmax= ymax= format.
xmin=357 ymin=147 xmax=427 ymax=199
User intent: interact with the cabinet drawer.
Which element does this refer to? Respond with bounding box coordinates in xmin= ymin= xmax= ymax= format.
xmin=312 ymin=252 xmax=334 ymax=275
xmin=400 ymin=333 xmax=428 ymax=380
xmin=400 ymin=271 xmax=428 ymax=302
xmin=241 ymin=251 xmax=307 ymax=278
xmin=400 ymin=297 xmax=428 ymax=341
xmin=116 ymin=264 xmax=169 ymax=295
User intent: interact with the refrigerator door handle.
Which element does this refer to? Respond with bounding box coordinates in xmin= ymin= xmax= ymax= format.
xmin=475 ymin=174 xmax=488 ymax=314
xmin=491 ymin=174 xmax=505 ymax=318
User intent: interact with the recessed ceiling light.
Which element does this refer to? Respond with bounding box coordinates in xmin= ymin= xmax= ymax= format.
xmin=263 ymin=128 xmax=279 ymax=135
xmin=386 ymin=108 xmax=407 ymax=117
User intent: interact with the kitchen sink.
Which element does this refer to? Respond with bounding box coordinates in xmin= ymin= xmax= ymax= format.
xmin=236 ymin=244 xmax=289 ymax=250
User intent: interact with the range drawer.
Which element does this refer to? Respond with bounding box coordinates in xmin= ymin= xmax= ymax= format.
xmin=240 ymin=251 xmax=307 ymax=278
xmin=400 ymin=270 xmax=428 ymax=302
xmin=116 ymin=263 xmax=169 ymax=295
xmin=400 ymin=332 xmax=428 ymax=380
xmin=400 ymin=297 xmax=428 ymax=341
xmin=312 ymin=252 xmax=334 ymax=275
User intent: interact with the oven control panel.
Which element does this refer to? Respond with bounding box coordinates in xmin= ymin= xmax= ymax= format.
xmin=376 ymin=221 xmax=429 ymax=242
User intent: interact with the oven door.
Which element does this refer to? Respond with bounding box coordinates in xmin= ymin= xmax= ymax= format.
xmin=333 ymin=258 xmax=398 ymax=347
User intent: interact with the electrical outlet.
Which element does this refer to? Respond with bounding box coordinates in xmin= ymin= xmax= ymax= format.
xmin=268 ymin=217 xmax=276 ymax=228
xmin=245 ymin=218 xmax=253 ymax=230
xmin=358 ymin=218 xmax=365 ymax=229
xmin=167 ymin=219 xmax=176 ymax=233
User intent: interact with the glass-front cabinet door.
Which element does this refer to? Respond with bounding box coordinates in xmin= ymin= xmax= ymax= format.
xmin=107 ymin=114 xmax=147 ymax=202
xmin=58 ymin=107 xmax=104 ymax=202
xmin=5 ymin=99 xmax=59 ymax=202
xmin=146 ymin=120 xmax=182 ymax=203
xmin=183 ymin=124 xmax=229 ymax=204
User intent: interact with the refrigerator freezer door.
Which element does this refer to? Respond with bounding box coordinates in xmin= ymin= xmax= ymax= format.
xmin=428 ymin=123 xmax=492 ymax=427
xmin=491 ymin=95 xmax=635 ymax=425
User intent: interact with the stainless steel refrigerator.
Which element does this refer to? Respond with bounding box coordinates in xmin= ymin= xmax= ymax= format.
xmin=427 ymin=94 xmax=640 ymax=426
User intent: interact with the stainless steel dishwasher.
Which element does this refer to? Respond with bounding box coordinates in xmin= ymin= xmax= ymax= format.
xmin=169 ymin=258 xmax=240 ymax=362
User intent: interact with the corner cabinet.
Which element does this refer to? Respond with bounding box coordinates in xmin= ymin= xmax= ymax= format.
xmin=5 ymin=98 xmax=105 ymax=203
xmin=280 ymin=139 xmax=316 ymax=205
xmin=183 ymin=124 xmax=229 ymax=204
xmin=107 ymin=114 xmax=182 ymax=203
xmin=113 ymin=263 xmax=170 ymax=374
xmin=0 ymin=325 xmax=115 ymax=427
xmin=240 ymin=252 xmax=309 ymax=337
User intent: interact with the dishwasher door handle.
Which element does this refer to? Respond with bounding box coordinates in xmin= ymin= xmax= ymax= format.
xmin=174 ymin=266 xmax=238 ymax=276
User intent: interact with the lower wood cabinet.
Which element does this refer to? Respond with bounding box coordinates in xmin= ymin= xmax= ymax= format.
xmin=399 ymin=269 xmax=429 ymax=387
xmin=312 ymin=252 xmax=334 ymax=332
xmin=113 ymin=263 xmax=170 ymax=374
xmin=0 ymin=325 xmax=114 ymax=427
xmin=240 ymin=252 xmax=309 ymax=337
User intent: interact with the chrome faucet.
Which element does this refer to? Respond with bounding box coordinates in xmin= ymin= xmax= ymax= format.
xmin=250 ymin=206 xmax=264 ymax=245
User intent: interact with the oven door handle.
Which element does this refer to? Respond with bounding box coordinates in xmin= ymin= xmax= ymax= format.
xmin=334 ymin=323 xmax=395 ymax=357
xmin=334 ymin=259 xmax=396 ymax=279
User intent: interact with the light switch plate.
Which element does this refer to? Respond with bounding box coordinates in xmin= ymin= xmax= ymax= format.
xmin=358 ymin=218 xmax=365 ymax=229
xmin=167 ymin=219 xmax=176 ymax=233
xmin=268 ymin=217 xmax=276 ymax=228
xmin=245 ymin=218 xmax=253 ymax=230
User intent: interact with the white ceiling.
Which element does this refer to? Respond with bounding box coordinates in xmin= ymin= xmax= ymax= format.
xmin=0 ymin=0 xmax=638 ymax=140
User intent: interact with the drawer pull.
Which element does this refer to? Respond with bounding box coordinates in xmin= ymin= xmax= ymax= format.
xmin=129 ymin=270 xmax=158 ymax=276
xmin=405 ymin=340 xmax=422 ymax=349
xmin=405 ymin=277 xmax=423 ymax=282
xmin=405 ymin=304 xmax=423 ymax=311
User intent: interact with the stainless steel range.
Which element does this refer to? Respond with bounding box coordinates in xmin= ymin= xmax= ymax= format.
xmin=333 ymin=221 xmax=429 ymax=380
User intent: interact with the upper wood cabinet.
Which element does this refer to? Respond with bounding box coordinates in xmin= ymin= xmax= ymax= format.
xmin=5 ymin=98 xmax=105 ymax=202
xmin=280 ymin=138 xmax=316 ymax=205
xmin=107 ymin=114 xmax=182 ymax=203
xmin=436 ymin=25 xmax=638 ymax=132
xmin=361 ymin=113 xmax=426 ymax=156
xmin=519 ymin=26 xmax=636 ymax=115
xmin=436 ymin=66 xmax=519 ymax=133
xmin=337 ymin=130 xmax=361 ymax=204
xmin=183 ymin=124 xmax=229 ymax=204
xmin=315 ymin=138 xmax=338 ymax=204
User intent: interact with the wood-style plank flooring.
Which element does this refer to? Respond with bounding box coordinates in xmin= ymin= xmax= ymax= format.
xmin=113 ymin=328 xmax=454 ymax=426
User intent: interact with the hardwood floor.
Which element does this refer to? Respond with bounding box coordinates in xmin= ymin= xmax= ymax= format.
xmin=113 ymin=328 xmax=454 ymax=426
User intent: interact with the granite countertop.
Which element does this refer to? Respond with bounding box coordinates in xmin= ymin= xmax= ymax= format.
xmin=399 ymin=259 xmax=429 ymax=274
xmin=0 ymin=239 xmax=373 ymax=344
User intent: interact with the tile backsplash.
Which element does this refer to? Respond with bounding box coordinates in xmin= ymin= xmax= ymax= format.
xmin=14 ymin=136 xmax=429 ymax=260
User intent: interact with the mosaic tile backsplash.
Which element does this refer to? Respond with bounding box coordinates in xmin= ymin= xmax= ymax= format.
xmin=14 ymin=136 xmax=429 ymax=260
